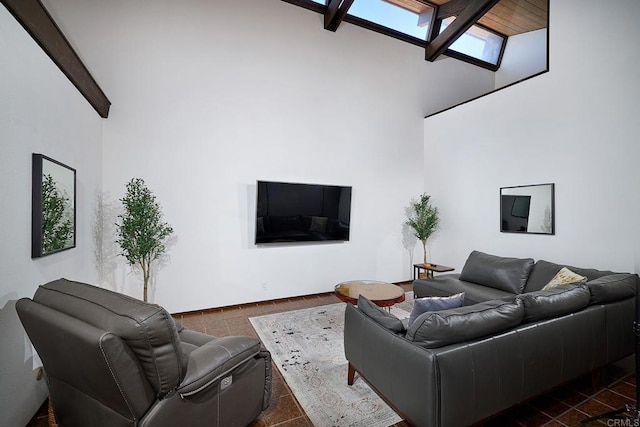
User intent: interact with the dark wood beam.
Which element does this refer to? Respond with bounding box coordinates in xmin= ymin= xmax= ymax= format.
xmin=436 ymin=0 xmax=473 ymax=19
xmin=1 ymin=0 xmax=111 ymax=118
xmin=425 ymin=0 xmax=500 ymax=62
xmin=324 ymin=0 xmax=356 ymax=32
xmin=324 ymin=0 xmax=340 ymax=29
xmin=425 ymin=7 xmax=440 ymax=43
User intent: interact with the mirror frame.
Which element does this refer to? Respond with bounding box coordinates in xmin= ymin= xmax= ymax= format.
xmin=32 ymin=153 xmax=77 ymax=258
xmin=500 ymin=183 xmax=555 ymax=235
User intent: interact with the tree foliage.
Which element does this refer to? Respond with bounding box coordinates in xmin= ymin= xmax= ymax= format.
xmin=405 ymin=193 xmax=439 ymax=264
xmin=42 ymin=174 xmax=73 ymax=253
xmin=115 ymin=178 xmax=174 ymax=302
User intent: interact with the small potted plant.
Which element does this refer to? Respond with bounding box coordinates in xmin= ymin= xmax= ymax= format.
xmin=405 ymin=193 xmax=439 ymax=265
xmin=115 ymin=178 xmax=174 ymax=302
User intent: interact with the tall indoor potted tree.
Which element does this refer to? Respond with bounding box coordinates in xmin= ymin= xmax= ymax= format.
xmin=115 ymin=178 xmax=174 ymax=302
xmin=405 ymin=193 xmax=439 ymax=265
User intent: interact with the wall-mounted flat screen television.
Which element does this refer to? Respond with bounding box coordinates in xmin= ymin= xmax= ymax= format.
xmin=255 ymin=180 xmax=352 ymax=244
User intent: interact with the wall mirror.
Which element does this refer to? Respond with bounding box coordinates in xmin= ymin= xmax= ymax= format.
xmin=500 ymin=183 xmax=554 ymax=235
xmin=32 ymin=154 xmax=76 ymax=257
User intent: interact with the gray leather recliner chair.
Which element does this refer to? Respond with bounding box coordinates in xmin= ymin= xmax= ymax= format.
xmin=16 ymin=278 xmax=271 ymax=427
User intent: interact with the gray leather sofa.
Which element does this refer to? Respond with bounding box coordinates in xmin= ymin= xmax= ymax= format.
xmin=414 ymin=250 xmax=621 ymax=305
xmin=344 ymin=251 xmax=637 ymax=426
xmin=16 ymin=279 xmax=271 ymax=427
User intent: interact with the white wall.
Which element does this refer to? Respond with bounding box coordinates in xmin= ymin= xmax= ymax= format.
xmin=496 ymin=29 xmax=548 ymax=89
xmin=41 ymin=0 xmax=493 ymax=313
xmin=0 ymin=5 xmax=104 ymax=425
xmin=424 ymin=0 xmax=640 ymax=274
xmin=424 ymin=56 xmax=496 ymax=116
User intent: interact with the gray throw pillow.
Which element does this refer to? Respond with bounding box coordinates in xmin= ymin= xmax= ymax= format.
xmin=408 ymin=293 xmax=465 ymax=327
xmin=357 ymin=295 xmax=405 ymax=333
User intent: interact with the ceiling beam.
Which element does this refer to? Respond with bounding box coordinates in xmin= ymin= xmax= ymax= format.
xmin=425 ymin=0 xmax=500 ymax=62
xmin=435 ymin=0 xmax=473 ymax=19
xmin=324 ymin=0 xmax=356 ymax=32
xmin=1 ymin=0 xmax=111 ymax=118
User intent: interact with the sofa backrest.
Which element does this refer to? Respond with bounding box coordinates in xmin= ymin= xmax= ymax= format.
xmin=585 ymin=273 xmax=638 ymax=304
xmin=524 ymin=260 xmax=616 ymax=293
xmin=31 ymin=279 xmax=187 ymax=397
xmin=459 ymin=251 xmax=535 ymax=294
xmin=406 ymin=298 xmax=524 ymax=348
xmin=16 ymin=298 xmax=158 ymax=424
xmin=517 ymin=283 xmax=591 ymax=323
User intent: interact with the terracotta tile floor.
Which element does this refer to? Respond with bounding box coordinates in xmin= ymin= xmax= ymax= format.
xmin=28 ymin=282 xmax=638 ymax=427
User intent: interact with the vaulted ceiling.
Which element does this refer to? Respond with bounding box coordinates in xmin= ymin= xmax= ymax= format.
xmin=0 ymin=0 xmax=548 ymax=119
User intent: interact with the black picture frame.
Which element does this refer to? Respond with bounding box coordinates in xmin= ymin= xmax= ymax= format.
xmin=500 ymin=183 xmax=555 ymax=235
xmin=32 ymin=153 xmax=77 ymax=258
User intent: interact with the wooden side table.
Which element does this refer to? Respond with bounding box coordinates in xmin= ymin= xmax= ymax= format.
xmin=413 ymin=263 xmax=455 ymax=280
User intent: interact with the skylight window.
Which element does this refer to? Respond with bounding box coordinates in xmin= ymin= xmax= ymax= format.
xmin=347 ymin=0 xmax=432 ymax=40
xmin=440 ymin=17 xmax=504 ymax=66
xmin=293 ymin=0 xmax=512 ymax=70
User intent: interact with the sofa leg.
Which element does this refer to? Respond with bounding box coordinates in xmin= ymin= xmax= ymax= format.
xmin=348 ymin=362 xmax=356 ymax=385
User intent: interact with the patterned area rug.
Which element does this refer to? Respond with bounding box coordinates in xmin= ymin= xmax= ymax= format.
xmin=250 ymin=293 xmax=414 ymax=427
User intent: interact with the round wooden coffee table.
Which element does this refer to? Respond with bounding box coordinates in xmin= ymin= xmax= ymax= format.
xmin=334 ymin=280 xmax=405 ymax=308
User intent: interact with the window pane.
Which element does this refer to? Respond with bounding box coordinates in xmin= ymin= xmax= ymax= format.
xmin=440 ymin=17 xmax=504 ymax=65
xmin=348 ymin=0 xmax=432 ymax=40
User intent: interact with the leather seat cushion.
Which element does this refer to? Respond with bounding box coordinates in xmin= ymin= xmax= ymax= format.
xmin=413 ymin=275 xmax=514 ymax=305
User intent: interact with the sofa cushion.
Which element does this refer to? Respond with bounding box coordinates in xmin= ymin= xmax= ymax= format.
xmin=542 ymin=267 xmax=588 ymax=290
xmin=405 ymin=299 xmax=524 ymax=348
xmin=586 ymin=274 xmax=637 ymax=304
xmin=413 ymin=274 xmax=513 ymax=305
xmin=518 ymin=283 xmax=590 ymax=322
xmin=459 ymin=251 xmax=535 ymax=294
xmin=358 ymin=295 xmax=405 ymax=333
xmin=408 ymin=293 xmax=465 ymax=327
xmin=524 ymin=260 xmax=616 ymax=293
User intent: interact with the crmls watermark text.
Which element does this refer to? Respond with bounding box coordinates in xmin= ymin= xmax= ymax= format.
xmin=606 ymin=419 xmax=640 ymax=427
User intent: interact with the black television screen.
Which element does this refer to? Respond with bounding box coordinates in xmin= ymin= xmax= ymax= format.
xmin=255 ymin=181 xmax=352 ymax=244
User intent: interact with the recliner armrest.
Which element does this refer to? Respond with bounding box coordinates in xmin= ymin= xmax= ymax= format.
xmin=177 ymin=335 xmax=261 ymax=398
